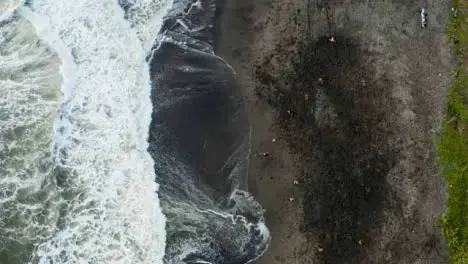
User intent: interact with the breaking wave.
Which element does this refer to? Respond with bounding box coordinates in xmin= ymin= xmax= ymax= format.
xmin=0 ymin=0 xmax=270 ymax=263
xmin=1 ymin=0 xmax=167 ymax=263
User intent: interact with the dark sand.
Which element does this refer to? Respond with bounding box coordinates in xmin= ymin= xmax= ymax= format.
xmin=215 ymin=0 xmax=452 ymax=263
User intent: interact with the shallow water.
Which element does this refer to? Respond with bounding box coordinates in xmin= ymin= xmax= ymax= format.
xmin=0 ymin=0 xmax=270 ymax=263
xmin=149 ymin=1 xmax=270 ymax=263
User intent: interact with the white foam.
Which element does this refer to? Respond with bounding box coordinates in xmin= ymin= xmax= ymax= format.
xmin=0 ymin=0 xmax=23 ymax=22
xmin=185 ymin=0 xmax=203 ymax=14
xmin=119 ymin=0 xmax=173 ymax=52
xmin=18 ymin=7 xmax=76 ymax=118
xmin=19 ymin=0 xmax=168 ymax=263
xmin=0 ymin=13 xmax=62 ymax=251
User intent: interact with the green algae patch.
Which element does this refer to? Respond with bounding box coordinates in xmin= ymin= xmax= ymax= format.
xmin=437 ymin=0 xmax=468 ymax=262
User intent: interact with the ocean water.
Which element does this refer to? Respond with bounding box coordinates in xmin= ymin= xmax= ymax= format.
xmin=1 ymin=0 xmax=166 ymax=263
xmin=149 ymin=1 xmax=270 ymax=263
xmin=0 ymin=0 xmax=270 ymax=263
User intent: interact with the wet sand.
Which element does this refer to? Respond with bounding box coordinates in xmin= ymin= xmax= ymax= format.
xmin=215 ymin=0 xmax=452 ymax=263
xmin=214 ymin=1 xmax=314 ymax=263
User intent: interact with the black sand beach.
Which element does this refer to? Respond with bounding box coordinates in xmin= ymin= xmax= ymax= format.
xmin=215 ymin=0 xmax=452 ymax=263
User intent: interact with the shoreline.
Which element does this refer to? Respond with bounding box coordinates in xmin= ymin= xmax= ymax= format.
xmin=214 ymin=1 xmax=317 ymax=263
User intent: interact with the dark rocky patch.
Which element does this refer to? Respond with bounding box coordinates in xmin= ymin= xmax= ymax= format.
xmin=255 ymin=35 xmax=402 ymax=263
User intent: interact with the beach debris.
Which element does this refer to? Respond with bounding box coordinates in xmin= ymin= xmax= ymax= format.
xmin=317 ymin=246 xmax=324 ymax=252
xmin=318 ymin=77 xmax=324 ymax=85
xmin=287 ymin=109 xmax=292 ymax=114
xmin=255 ymin=152 xmax=271 ymax=157
xmin=272 ymin=138 xmax=276 ymax=143
xmin=304 ymin=93 xmax=310 ymax=101
xmin=293 ymin=179 xmax=299 ymax=185
xmin=289 ymin=197 xmax=295 ymax=202
xmin=421 ymin=8 xmax=428 ymax=28
xmin=329 ymin=36 xmax=336 ymax=43
xmin=438 ymin=73 xmax=442 ymax=76
xmin=358 ymin=240 xmax=363 ymax=245
xmin=452 ymin=7 xmax=458 ymax=17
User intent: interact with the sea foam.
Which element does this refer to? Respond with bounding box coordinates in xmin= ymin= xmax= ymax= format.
xmin=18 ymin=0 xmax=169 ymax=263
xmin=0 ymin=11 xmax=62 ymax=263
